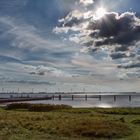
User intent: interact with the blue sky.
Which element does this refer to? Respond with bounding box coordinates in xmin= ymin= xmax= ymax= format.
xmin=0 ymin=0 xmax=140 ymax=92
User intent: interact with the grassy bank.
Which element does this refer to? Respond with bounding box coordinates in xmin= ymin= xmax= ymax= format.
xmin=0 ymin=104 xmax=140 ymax=140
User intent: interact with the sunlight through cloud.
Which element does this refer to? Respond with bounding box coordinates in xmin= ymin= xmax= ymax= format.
xmin=95 ymin=7 xmax=107 ymax=19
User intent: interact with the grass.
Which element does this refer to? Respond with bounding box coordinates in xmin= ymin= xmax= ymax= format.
xmin=0 ymin=104 xmax=140 ymax=139
xmin=6 ymin=103 xmax=31 ymax=110
xmin=94 ymin=108 xmax=140 ymax=115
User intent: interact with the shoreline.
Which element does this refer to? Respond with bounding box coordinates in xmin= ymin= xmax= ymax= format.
xmin=0 ymin=93 xmax=140 ymax=108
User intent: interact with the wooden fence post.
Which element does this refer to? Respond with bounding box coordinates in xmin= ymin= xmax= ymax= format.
xmin=129 ymin=95 xmax=132 ymax=102
xmin=72 ymin=95 xmax=74 ymax=100
xmin=59 ymin=95 xmax=61 ymax=100
xmin=99 ymin=95 xmax=101 ymax=101
xmin=85 ymin=95 xmax=87 ymax=101
xmin=114 ymin=95 xmax=116 ymax=102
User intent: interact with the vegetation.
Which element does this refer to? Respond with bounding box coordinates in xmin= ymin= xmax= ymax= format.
xmin=0 ymin=104 xmax=140 ymax=139
xmin=94 ymin=108 xmax=140 ymax=115
xmin=6 ymin=103 xmax=31 ymax=110
xmin=131 ymin=119 xmax=140 ymax=125
xmin=29 ymin=104 xmax=72 ymax=112
xmin=6 ymin=103 xmax=72 ymax=111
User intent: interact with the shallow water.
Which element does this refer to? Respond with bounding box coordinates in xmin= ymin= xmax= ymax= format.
xmin=2 ymin=94 xmax=140 ymax=108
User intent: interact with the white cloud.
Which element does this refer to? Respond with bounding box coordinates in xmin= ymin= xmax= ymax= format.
xmin=79 ymin=0 xmax=94 ymax=6
xmin=27 ymin=65 xmax=73 ymax=77
xmin=0 ymin=16 xmax=65 ymax=53
xmin=54 ymin=3 xmax=140 ymax=71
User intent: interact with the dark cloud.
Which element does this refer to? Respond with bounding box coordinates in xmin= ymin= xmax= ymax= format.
xmin=90 ymin=12 xmax=133 ymax=37
xmin=29 ymin=71 xmax=45 ymax=76
xmin=91 ymin=12 xmax=140 ymax=47
xmin=61 ymin=11 xmax=140 ymax=48
xmin=110 ymin=52 xmax=134 ymax=59
xmin=118 ymin=62 xmax=140 ymax=69
xmin=55 ymin=6 xmax=140 ymax=70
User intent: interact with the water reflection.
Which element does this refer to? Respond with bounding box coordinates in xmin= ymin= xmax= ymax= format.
xmin=96 ymin=103 xmax=113 ymax=108
xmin=6 ymin=95 xmax=140 ymax=108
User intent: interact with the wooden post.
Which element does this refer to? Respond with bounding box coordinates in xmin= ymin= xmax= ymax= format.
xmin=85 ymin=95 xmax=87 ymax=101
xmin=99 ymin=95 xmax=101 ymax=101
xmin=129 ymin=95 xmax=132 ymax=102
xmin=114 ymin=95 xmax=116 ymax=102
xmin=52 ymin=95 xmax=54 ymax=100
xmin=72 ymin=95 xmax=74 ymax=100
xmin=59 ymin=95 xmax=61 ymax=100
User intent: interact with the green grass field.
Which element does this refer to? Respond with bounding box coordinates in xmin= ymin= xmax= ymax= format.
xmin=0 ymin=104 xmax=140 ymax=140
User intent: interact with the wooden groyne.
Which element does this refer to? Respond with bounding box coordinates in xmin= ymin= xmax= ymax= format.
xmin=52 ymin=94 xmax=134 ymax=102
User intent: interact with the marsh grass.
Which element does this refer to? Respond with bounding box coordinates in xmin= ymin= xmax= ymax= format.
xmin=131 ymin=119 xmax=140 ymax=124
xmin=6 ymin=103 xmax=31 ymax=110
xmin=94 ymin=108 xmax=140 ymax=115
xmin=6 ymin=103 xmax=72 ymax=112
xmin=57 ymin=119 xmax=132 ymax=138
xmin=1 ymin=105 xmax=140 ymax=140
xmin=28 ymin=104 xmax=72 ymax=112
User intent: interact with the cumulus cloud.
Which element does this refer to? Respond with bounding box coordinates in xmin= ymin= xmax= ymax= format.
xmin=55 ymin=11 xmax=140 ymax=50
xmin=54 ymin=2 xmax=140 ymax=71
xmin=26 ymin=65 xmax=73 ymax=77
xmin=118 ymin=61 xmax=140 ymax=69
xmin=79 ymin=0 xmax=94 ymax=6
xmin=127 ymin=71 xmax=140 ymax=78
xmin=111 ymin=52 xmax=135 ymax=59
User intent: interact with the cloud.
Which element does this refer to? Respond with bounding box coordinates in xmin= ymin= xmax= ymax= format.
xmin=0 ymin=16 xmax=77 ymax=66
xmin=0 ymin=0 xmax=140 ymax=90
xmin=6 ymin=80 xmax=56 ymax=85
xmin=0 ymin=17 xmax=55 ymax=51
xmin=127 ymin=71 xmax=140 ymax=78
xmin=0 ymin=61 xmax=78 ymax=86
xmin=118 ymin=61 xmax=140 ymax=69
xmin=0 ymin=55 xmax=21 ymax=63
xmin=55 ymin=11 xmax=140 ymax=50
xmin=54 ymin=3 xmax=140 ymax=70
xmin=79 ymin=0 xmax=94 ymax=6
xmin=91 ymin=12 xmax=140 ymax=45
xmin=111 ymin=52 xmax=135 ymax=59
xmin=26 ymin=65 xmax=73 ymax=77
xmin=0 ymin=13 xmax=91 ymax=87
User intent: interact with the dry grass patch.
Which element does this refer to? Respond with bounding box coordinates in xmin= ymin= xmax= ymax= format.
xmin=57 ymin=119 xmax=132 ymax=139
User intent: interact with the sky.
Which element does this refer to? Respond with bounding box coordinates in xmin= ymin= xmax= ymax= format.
xmin=0 ymin=0 xmax=140 ymax=92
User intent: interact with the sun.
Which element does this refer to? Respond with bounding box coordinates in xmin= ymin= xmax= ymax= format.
xmin=95 ymin=7 xmax=107 ymax=19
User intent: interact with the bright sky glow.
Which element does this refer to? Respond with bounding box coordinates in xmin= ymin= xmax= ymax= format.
xmin=95 ymin=7 xmax=107 ymax=19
